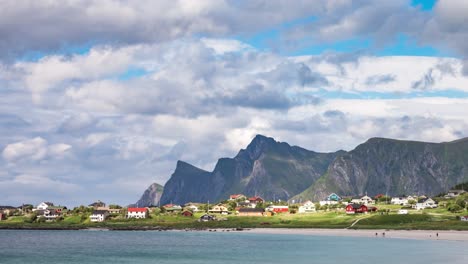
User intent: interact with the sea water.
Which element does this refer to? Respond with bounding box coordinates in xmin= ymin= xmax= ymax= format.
xmin=0 ymin=230 xmax=466 ymax=264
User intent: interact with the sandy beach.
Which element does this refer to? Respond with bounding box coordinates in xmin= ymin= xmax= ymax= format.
xmin=242 ymin=228 xmax=468 ymax=242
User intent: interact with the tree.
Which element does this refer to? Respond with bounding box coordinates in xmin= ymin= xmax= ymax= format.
xmin=455 ymin=199 xmax=466 ymax=210
xmin=377 ymin=196 xmax=391 ymax=204
xmin=314 ymin=203 xmax=321 ymax=211
xmin=227 ymin=201 xmax=237 ymax=211
xmin=447 ymin=203 xmax=462 ymax=213
xmin=24 ymin=212 xmax=37 ymax=223
xmin=256 ymin=202 xmax=266 ymax=209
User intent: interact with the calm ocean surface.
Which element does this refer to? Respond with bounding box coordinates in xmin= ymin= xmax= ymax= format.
xmin=0 ymin=230 xmax=467 ymax=264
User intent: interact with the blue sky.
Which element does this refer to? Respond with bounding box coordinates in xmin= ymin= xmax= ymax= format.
xmin=1 ymin=0 xmax=468 ymax=206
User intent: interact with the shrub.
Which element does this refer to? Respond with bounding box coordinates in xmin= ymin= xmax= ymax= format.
xmin=447 ymin=204 xmax=462 ymax=213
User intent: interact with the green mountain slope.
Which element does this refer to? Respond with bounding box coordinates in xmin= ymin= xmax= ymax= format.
xmin=293 ymin=137 xmax=468 ymax=201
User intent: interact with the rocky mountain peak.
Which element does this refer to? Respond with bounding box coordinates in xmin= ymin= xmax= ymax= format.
xmin=238 ymin=134 xmax=277 ymax=160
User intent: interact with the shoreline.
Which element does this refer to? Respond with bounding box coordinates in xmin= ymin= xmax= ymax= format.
xmin=242 ymin=228 xmax=468 ymax=242
xmin=1 ymin=226 xmax=468 ymax=241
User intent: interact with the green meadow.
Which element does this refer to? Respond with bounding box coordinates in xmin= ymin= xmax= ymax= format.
xmin=1 ymin=207 xmax=466 ymax=230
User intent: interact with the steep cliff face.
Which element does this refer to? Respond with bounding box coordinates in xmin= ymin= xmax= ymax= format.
xmin=155 ymin=135 xmax=468 ymax=205
xmin=159 ymin=135 xmax=341 ymax=205
xmin=294 ymin=137 xmax=468 ymax=201
xmin=133 ymin=183 xmax=164 ymax=207
xmin=159 ymin=161 xmax=213 ymax=205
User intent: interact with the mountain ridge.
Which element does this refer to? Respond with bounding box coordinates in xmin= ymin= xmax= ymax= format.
xmin=152 ymin=135 xmax=468 ymax=205
xmin=159 ymin=135 xmax=341 ymax=204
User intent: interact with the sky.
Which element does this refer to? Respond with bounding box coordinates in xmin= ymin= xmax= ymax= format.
xmin=1 ymin=0 xmax=468 ymax=207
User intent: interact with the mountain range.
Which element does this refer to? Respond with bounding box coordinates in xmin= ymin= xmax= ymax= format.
xmin=139 ymin=135 xmax=468 ymax=206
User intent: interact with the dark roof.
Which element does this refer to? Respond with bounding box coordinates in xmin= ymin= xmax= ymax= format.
xmin=347 ymin=203 xmax=365 ymax=209
xmin=92 ymin=210 xmax=108 ymax=215
xmin=418 ymin=198 xmax=433 ymax=203
xmin=199 ymin=214 xmax=215 ymax=219
xmin=239 ymin=208 xmax=265 ymax=213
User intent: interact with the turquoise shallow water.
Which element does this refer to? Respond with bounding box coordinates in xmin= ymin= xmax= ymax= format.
xmin=0 ymin=230 xmax=467 ymax=264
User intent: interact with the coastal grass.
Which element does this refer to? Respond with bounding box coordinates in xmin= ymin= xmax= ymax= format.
xmin=1 ymin=210 xmax=466 ymax=230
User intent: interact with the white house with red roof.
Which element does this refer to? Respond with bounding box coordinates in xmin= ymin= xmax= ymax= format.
xmin=127 ymin=207 xmax=148 ymax=219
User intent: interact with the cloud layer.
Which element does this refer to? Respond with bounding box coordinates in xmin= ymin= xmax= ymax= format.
xmin=1 ymin=1 xmax=468 ymax=207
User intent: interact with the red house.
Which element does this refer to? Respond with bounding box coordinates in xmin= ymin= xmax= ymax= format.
xmin=248 ymin=196 xmax=264 ymax=204
xmin=346 ymin=204 xmax=368 ymax=214
xmin=181 ymin=210 xmax=193 ymax=217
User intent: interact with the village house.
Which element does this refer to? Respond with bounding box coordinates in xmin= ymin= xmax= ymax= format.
xmin=238 ymin=207 xmax=265 ymax=216
xmin=461 ymin=216 xmax=468 ymax=221
xmin=127 ymin=207 xmax=148 ymax=219
xmin=391 ymin=196 xmax=416 ymax=206
xmin=184 ymin=203 xmax=200 ymax=212
xmin=414 ymin=198 xmax=437 ymax=210
xmin=345 ymin=204 xmax=377 ymax=214
xmin=237 ymin=200 xmax=253 ymax=208
xmin=229 ymin=194 xmax=246 ymax=201
xmin=298 ymin=201 xmax=316 ymax=213
xmin=181 ymin=210 xmax=193 ymax=217
xmin=48 ymin=206 xmax=67 ymax=213
xmin=248 ymin=196 xmax=265 ymax=206
xmin=37 ymin=208 xmax=64 ymax=221
xmin=90 ymin=210 xmax=108 ymax=222
xmin=0 ymin=212 xmax=6 ymax=221
xmin=445 ymin=190 xmax=466 ymax=198
xmin=266 ymin=205 xmax=289 ymax=213
xmin=163 ymin=204 xmax=183 ymax=212
xmin=97 ymin=207 xmax=121 ymax=214
xmin=350 ymin=195 xmax=374 ymax=205
xmin=198 ymin=214 xmax=216 ymax=222
xmin=0 ymin=206 xmax=16 ymax=216
xmin=34 ymin=202 xmax=54 ymax=211
xmin=319 ymin=193 xmax=341 ymax=206
xmin=208 ymin=204 xmax=230 ymax=214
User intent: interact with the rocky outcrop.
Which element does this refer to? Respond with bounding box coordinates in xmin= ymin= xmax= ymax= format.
xmin=133 ymin=183 xmax=164 ymax=207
